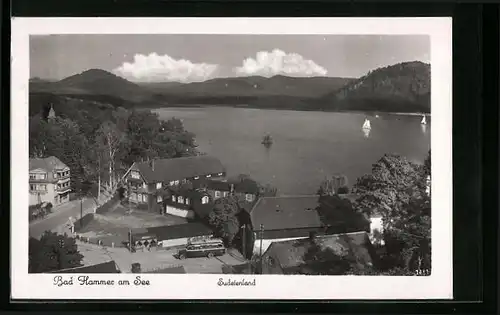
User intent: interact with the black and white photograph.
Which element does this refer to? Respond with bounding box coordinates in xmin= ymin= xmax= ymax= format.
xmin=12 ymin=18 xmax=452 ymax=300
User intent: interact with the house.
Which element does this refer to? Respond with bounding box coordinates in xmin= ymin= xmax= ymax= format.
xmin=164 ymin=188 xmax=212 ymax=219
xmin=193 ymin=178 xmax=260 ymax=204
xmin=29 ymin=156 xmax=71 ymax=206
xmin=51 ymin=260 xmax=121 ymax=273
xmin=130 ymin=222 xmax=214 ymax=249
xmin=261 ymin=232 xmax=376 ymax=275
xmin=122 ymin=155 xmax=226 ymax=212
xmin=249 ymin=195 xmax=325 ymax=255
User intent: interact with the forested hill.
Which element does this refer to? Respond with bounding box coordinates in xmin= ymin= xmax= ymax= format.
xmin=319 ymin=61 xmax=431 ymax=113
xmin=29 ymin=61 xmax=430 ymax=113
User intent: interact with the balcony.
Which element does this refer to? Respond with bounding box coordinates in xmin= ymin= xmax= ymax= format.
xmin=56 ymin=183 xmax=71 ymax=194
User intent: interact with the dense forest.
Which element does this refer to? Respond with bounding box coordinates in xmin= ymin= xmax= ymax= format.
xmin=29 ymin=93 xmax=198 ymax=196
xmin=30 ymin=61 xmax=430 ymax=114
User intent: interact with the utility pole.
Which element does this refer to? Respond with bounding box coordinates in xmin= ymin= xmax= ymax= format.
xmin=259 ymin=224 xmax=264 ymax=274
xmin=129 ymin=228 xmax=132 ymax=253
xmin=80 ymin=199 xmax=83 ymax=228
xmin=97 ymin=157 xmax=101 ymax=203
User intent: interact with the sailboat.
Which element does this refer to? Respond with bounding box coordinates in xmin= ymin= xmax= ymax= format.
xmin=362 ymin=119 xmax=371 ymax=130
xmin=421 ymin=115 xmax=427 ymax=125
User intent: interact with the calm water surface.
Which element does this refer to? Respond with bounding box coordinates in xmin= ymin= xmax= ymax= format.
xmin=153 ymin=107 xmax=431 ymax=195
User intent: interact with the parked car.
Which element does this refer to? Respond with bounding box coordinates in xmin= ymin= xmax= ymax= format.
xmin=177 ymin=237 xmax=226 ymax=259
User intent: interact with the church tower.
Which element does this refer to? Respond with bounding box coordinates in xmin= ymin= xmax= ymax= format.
xmin=48 ymin=103 xmax=56 ymax=121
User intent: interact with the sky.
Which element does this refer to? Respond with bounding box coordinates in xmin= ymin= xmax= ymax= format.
xmin=30 ymin=34 xmax=430 ymax=83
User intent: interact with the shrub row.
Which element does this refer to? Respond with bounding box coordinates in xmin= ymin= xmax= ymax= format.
xmin=29 ymin=202 xmax=53 ymax=222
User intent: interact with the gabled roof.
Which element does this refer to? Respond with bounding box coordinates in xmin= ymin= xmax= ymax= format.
xmin=52 ymin=260 xmax=121 ymax=273
xmin=193 ymin=178 xmax=260 ymax=194
xmin=250 ymin=196 xmax=322 ymax=231
xmin=132 ymin=155 xmax=225 ymax=184
xmin=263 ymin=232 xmax=374 ymax=274
xmin=29 ymin=156 xmax=68 ymax=172
xmin=132 ymin=222 xmax=213 ymax=241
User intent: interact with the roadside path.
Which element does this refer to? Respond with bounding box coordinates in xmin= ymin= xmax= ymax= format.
xmin=29 ymin=198 xmax=96 ymax=239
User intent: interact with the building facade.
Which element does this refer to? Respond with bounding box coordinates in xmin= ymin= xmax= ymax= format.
xmin=29 ymin=156 xmax=71 ymax=206
xmin=122 ymin=155 xmax=226 ymax=213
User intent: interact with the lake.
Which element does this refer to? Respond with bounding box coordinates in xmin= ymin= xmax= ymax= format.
xmin=153 ymin=107 xmax=431 ymax=195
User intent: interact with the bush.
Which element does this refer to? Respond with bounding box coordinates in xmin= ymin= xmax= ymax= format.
xmin=131 ymin=263 xmax=141 ymax=273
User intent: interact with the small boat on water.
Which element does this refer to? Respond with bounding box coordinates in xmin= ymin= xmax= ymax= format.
xmin=362 ymin=119 xmax=371 ymax=130
xmin=421 ymin=115 xmax=427 ymax=125
xmin=262 ymin=134 xmax=273 ymax=146
xmin=375 ymin=114 xmax=380 ymax=118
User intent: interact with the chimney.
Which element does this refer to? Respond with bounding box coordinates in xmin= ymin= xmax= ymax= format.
xmin=230 ymin=184 xmax=234 ymax=194
xmin=151 ymin=160 xmax=155 ymax=172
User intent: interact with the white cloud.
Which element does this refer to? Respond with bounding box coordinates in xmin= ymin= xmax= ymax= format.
xmin=114 ymin=53 xmax=219 ymax=83
xmin=234 ymin=49 xmax=328 ymax=77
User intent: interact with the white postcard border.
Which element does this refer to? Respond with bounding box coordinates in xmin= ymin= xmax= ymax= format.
xmin=11 ymin=17 xmax=452 ymax=300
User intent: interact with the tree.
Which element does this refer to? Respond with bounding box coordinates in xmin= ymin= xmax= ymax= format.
xmin=208 ymin=196 xmax=241 ymax=245
xmin=96 ymin=121 xmax=127 ymax=192
xmin=29 ymin=231 xmax=83 ymax=273
xmin=352 ymin=153 xmax=430 ymax=273
xmin=317 ymin=195 xmax=370 ymax=234
xmin=297 ymin=239 xmax=354 ymax=275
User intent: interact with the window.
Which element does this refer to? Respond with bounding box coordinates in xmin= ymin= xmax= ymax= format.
xmin=178 ymin=196 xmax=184 ymax=204
xmin=169 ymin=181 xmax=175 ymax=186
xmin=218 ymin=173 xmax=223 ymax=176
xmin=29 ymin=173 xmax=36 ymax=180
xmin=156 ymin=182 xmax=162 ymax=189
xmin=194 ymin=176 xmax=199 ymax=180
xmin=53 ymin=172 xmax=58 ymax=179
xmin=245 ymin=194 xmax=254 ymax=202
xmin=174 ymin=180 xmax=179 ymax=185
xmin=137 ymin=194 xmax=143 ymax=202
xmin=206 ymin=174 xmax=212 ymax=178
xmin=131 ymin=171 xmax=140 ymax=179
xmin=214 ymin=191 xmax=221 ymax=198
xmin=171 ymin=195 xmax=177 ymax=202
xmin=131 ymin=192 xmax=137 ymax=200
xmin=30 ymin=184 xmax=35 ymax=191
xmin=185 ymin=198 xmax=190 ymax=205
xmin=223 ymin=191 xmax=228 ymax=197
xmin=201 ymin=196 xmax=209 ymax=204
xmin=143 ymin=194 xmax=147 ymax=202
xmin=157 ymin=195 xmax=163 ymax=203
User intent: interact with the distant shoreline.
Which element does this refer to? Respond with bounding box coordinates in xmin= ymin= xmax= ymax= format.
xmin=146 ymin=104 xmax=430 ymax=116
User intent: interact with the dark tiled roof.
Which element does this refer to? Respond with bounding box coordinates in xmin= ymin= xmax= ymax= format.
xmin=52 ymin=261 xmax=121 ymax=273
xmin=193 ymin=178 xmax=260 ymax=195
xmin=29 ymin=156 xmax=68 ymax=171
xmin=145 ymin=265 xmax=186 ymax=274
xmin=132 ymin=223 xmax=213 ymax=241
xmin=133 ymin=156 xmax=225 ymax=183
xmin=250 ymin=196 xmax=322 ymax=231
xmin=263 ymin=232 xmax=374 ymax=273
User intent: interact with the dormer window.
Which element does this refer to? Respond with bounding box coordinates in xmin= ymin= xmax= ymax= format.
xmin=218 ymin=173 xmax=223 ymax=176
xmin=206 ymin=174 xmax=211 ymax=178
xmin=174 ymin=180 xmax=179 ymax=185
xmin=171 ymin=195 xmax=177 ymax=202
xmin=156 ymin=182 xmax=162 ymax=189
xmin=178 ymin=196 xmax=184 ymax=204
xmin=245 ymin=194 xmax=254 ymax=202
xmin=185 ymin=198 xmax=190 ymax=205
xmin=223 ymin=191 xmax=228 ymax=197
xmin=157 ymin=195 xmax=163 ymax=203
xmin=131 ymin=171 xmax=140 ymax=179
xmin=143 ymin=182 xmax=147 ymax=189
xmin=201 ymin=196 xmax=209 ymax=204
xmin=214 ymin=191 xmax=221 ymax=198
xmin=169 ymin=181 xmax=175 ymax=186
xmin=194 ymin=176 xmax=199 ymax=180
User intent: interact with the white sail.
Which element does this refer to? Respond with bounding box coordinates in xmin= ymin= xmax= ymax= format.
xmin=362 ymin=119 xmax=371 ymax=129
xmin=421 ymin=115 xmax=427 ymax=125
